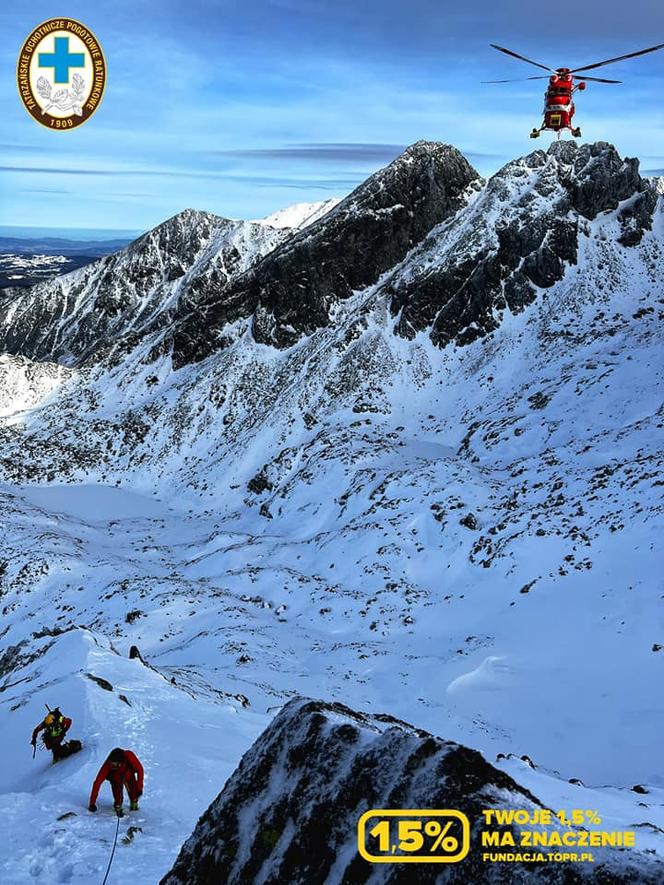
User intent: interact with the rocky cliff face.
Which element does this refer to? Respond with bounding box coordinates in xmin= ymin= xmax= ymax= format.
xmin=162 ymin=699 xmax=662 ymax=884
xmin=385 ymin=141 xmax=657 ymax=346
xmin=170 ymin=142 xmax=480 ymax=363
xmin=0 ymin=210 xmax=287 ymax=365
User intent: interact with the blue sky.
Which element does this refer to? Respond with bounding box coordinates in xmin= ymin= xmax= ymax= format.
xmin=1 ymin=0 xmax=663 ymax=233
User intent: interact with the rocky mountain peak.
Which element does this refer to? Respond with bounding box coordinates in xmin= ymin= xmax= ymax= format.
xmin=0 ymin=141 xmax=658 ymax=372
xmin=388 ymin=140 xmax=658 ymax=346
xmin=310 ymin=140 xmax=479 ymax=224
xmin=0 ymin=207 xmax=287 ymax=365
xmin=393 ymin=138 xmax=472 ymax=165
xmin=170 ymin=141 xmax=480 ymax=364
xmin=543 ymin=140 xmax=645 ymax=219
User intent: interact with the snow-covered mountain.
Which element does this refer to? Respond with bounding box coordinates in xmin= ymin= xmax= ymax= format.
xmin=1 ymin=140 xmax=662 ymax=883
xmin=0 ymin=210 xmax=287 ymax=365
xmin=256 ymin=198 xmax=340 ymax=230
xmin=0 ymin=234 xmax=135 ymax=288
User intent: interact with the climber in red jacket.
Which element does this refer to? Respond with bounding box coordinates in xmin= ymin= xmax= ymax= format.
xmin=88 ymin=747 xmax=144 ymax=816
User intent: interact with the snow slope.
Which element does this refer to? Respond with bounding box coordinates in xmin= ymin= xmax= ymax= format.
xmin=0 ymin=141 xmax=663 ymax=882
xmin=0 ymin=355 xmax=72 ymax=419
xmin=163 ymin=699 xmax=664 ymax=884
xmin=256 ymin=199 xmax=340 ymax=230
xmin=0 ymin=627 xmax=265 ymax=883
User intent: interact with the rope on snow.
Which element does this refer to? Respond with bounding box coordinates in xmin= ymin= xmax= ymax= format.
xmin=100 ymin=813 xmax=121 ymax=885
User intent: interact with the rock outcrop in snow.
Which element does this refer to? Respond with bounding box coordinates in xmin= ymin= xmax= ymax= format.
xmin=162 ymin=699 xmax=663 ymax=884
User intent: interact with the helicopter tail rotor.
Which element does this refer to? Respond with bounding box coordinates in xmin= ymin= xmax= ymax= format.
xmin=481 ymin=76 xmax=549 ymax=83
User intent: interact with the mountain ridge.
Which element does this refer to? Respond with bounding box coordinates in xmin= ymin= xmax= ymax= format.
xmin=1 ymin=140 xmax=659 ymax=374
xmin=0 ymin=139 xmax=662 ymax=880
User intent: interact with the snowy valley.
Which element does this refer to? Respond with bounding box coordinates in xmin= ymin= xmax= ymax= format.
xmin=0 ymin=141 xmax=663 ymax=883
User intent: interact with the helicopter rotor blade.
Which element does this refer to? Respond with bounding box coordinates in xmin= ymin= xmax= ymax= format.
xmin=571 ymin=42 xmax=664 ymax=73
xmin=490 ymin=43 xmax=557 ymax=74
xmin=577 ymin=75 xmax=622 ymax=83
xmin=481 ymin=76 xmax=549 ymax=83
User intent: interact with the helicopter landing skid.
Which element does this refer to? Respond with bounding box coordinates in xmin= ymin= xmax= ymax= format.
xmin=530 ymin=125 xmax=581 ymax=139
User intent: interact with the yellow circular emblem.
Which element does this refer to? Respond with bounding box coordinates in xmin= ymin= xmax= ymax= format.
xmin=17 ymin=18 xmax=106 ymax=130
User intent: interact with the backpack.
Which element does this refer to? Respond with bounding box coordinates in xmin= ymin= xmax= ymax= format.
xmin=44 ymin=709 xmax=66 ymax=741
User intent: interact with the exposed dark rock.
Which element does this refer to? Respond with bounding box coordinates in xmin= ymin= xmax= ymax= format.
xmin=248 ymin=469 xmax=273 ymax=494
xmin=31 ymin=625 xmax=75 ymax=639
xmin=161 ymin=698 xmax=661 ymax=884
xmin=555 ymin=141 xmax=643 ymax=219
xmin=389 ymin=142 xmax=654 ymax=348
xmin=529 ymin=392 xmax=551 ymax=410
xmin=129 ymin=644 xmax=147 ymax=663
xmin=0 ymin=638 xmax=54 ymax=688
xmin=85 ymin=673 xmax=113 ymax=692
xmin=0 ymin=211 xmax=285 ymax=365
xmin=618 ymin=189 xmax=657 ymax=246
xmin=170 ymin=142 xmax=480 ymax=364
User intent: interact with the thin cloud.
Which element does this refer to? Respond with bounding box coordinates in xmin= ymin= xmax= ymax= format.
xmin=0 ymin=143 xmax=53 ymax=152
xmin=0 ymin=165 xmax=210 ymax=178
xmin=0 ymin=165 xmax=359 ymax=188
xmin=210 ymin=143 xmax=506 ymax=167
xmin=214 ymin=143 xmax=406 ymax=163
xmin=19 ymin=188 xmax=74 ymax=195
xmin=256 ymin=182 xmax=349 ymax=191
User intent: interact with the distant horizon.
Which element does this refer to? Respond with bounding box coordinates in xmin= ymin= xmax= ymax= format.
xmin=0 ymin=194 xmax=347 ymax=240
xmin=0 ymin=224 xmax=143 ymax=240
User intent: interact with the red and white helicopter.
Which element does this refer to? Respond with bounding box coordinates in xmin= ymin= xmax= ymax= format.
xmin=485 ymin=42 xmax=664 ymax=138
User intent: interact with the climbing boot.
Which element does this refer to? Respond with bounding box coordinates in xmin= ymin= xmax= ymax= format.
xmin=129 ymin=800 xmax=139 ymax=812
xmin=114 ymin=804 xmax=124 ymax=817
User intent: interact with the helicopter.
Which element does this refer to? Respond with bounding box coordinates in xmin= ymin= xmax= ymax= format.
xmin=484 ymin=42 xmax=664 ymax=139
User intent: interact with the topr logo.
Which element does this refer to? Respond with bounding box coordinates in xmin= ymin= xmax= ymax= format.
xmin=17 ymin=18 xmax=106 ymax=130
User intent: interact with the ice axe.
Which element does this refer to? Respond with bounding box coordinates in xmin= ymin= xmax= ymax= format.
xmin=31 ymin=703 xmax=53 ymax=758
